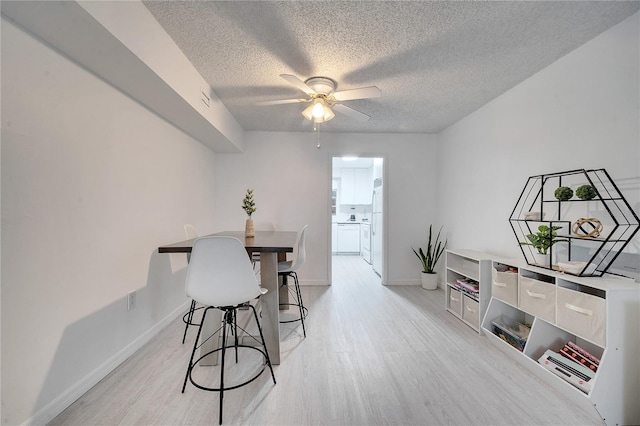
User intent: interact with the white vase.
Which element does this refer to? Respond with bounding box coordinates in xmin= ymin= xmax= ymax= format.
xmin=421 ymin=272 xmax=438 ymax=290
xmin=245 ymin=219 xmax=255 ymax=237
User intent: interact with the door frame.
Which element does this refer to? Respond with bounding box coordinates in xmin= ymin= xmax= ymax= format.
xmin=328 ymin=153 xmax=386 ymax=285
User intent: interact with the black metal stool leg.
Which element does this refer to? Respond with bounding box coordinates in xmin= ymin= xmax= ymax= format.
xmin=232 ymin=309 xmax=239 ymax=363
xmin=182 ymin=307 xmax=209 ymax=393
xmin=292 ymin=272 xmax=306 ymax=337
xmin=219 ymin=309 xmax=228 ymax=425
xmin=250 ymin=304 xmax=276 ymax=384
xmin=182 ymin=300 xmax=197 ymax=344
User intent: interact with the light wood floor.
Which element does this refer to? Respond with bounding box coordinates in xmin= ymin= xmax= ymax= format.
xmin=49 ymin=256 xmax=603 ymax=425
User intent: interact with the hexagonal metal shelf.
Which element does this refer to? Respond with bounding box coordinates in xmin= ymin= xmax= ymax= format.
xmin=509 ymin=168 xmax=639 ymax=277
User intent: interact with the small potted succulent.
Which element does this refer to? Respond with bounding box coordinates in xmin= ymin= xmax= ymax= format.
xmin=554 ymin=186 xmax=573 ymax=201
xmin=242 ymin=189 xmax=257 ymax=237
xmin=412 ymin=225 xmax=446 ymax=290
xmin=576 ymin=184 xmax=597 ymax=200
xmin=520 ymin=225 xmax=567 ymax=266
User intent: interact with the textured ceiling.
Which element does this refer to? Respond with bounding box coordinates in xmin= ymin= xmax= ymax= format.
xmin=143 ymin=1 xmax=640 ymax=134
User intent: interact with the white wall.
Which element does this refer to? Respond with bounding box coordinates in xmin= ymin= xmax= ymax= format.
xmin=3 ymin=7 xmax=638 ymax=426
xmin=436 ymin=12 xmax=640 ymax=276
xmin=1 ymin=18 xmax=217 ymax=425
xmin=214 ymin=131 xmax=439 ymax=285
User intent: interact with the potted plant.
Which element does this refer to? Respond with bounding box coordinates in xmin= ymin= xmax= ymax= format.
xmin=520 ymin=225 xmax=567 ymax=265
xmin=242 ymin=189 xmax=257 ymax=237
xmin=412 ymin=225 xmax=446 ymax=290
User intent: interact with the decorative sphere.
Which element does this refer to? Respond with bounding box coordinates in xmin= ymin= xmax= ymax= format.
xmin=573 ymin=218 xmax=603 ymax=238
xmin=576 ymin=185 xmax=597 ymax=200
xmin=554 ymin=186 xmax=574 ymax=201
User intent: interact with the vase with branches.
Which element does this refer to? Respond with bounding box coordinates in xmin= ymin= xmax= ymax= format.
xmin=242 ymin=189 xmax=256 ymax=236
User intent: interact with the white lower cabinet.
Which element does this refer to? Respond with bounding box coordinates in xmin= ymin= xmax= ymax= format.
xmin=336 ymin=223 xmax=360 ymax=254
xmin=481 ymin=259 xmax=640 ymax=425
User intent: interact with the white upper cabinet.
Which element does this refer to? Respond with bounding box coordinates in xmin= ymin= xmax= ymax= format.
xmin=340 ymin=167 xmax=373 ymax=205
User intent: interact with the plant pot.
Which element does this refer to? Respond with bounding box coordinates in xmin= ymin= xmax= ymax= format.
xmin=533 ymin=252 xmax=559 ymax=267
xmin=533 ymin=253 xmax=548 ymax=266
xmin=421 ymin=272 xmax=438 ymax=290
xmin=245 ymin=219 xmax=255 ymax=237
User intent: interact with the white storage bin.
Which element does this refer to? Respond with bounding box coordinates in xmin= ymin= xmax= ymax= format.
xmin=519 ymin=276 xmax=556 ymax=323
xmin=462 ymin=295 xmax=480 ymax=330
xmin=557 ymin=287 xmax=606 ymax=346
xmin=492 ymin=268 xmax=518 ymax=306
xmin=448 ymin=286 xmax=462 ymax=317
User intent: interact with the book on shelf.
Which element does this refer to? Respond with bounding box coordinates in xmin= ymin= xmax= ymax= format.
xmin=567 ymin=341 xmax=600 ymax=366
xmin=560 ymin=344 xmax=599 ymax=373
xmin=538 ymin=349 xmax=593 ymax=394
xmin=454 ymin=278 xmax=479 ymax=293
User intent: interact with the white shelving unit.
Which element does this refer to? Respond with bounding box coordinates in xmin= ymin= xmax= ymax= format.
xmin=482 ymin=259 xmax=640 ymax=425
xmin=445 ymin=249 xmax=492 ymax=333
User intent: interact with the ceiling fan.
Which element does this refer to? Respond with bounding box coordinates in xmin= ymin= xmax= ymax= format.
xmin=256 ymin=74 xmax=381 ymax=123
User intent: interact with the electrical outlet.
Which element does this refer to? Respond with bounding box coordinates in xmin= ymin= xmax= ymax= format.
xmin=127 ymin=291 xmax=136 ymax=311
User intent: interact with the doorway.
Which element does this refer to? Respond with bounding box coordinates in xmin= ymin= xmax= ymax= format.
xmin=331 ymin=156 xmax=384 ymax=285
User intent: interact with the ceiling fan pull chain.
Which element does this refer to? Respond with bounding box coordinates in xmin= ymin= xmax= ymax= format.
xmin=316 ymin=123 xmax=321 ymax=149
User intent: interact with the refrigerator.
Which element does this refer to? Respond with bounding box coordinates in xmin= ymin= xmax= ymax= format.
xmin=371 ymin=178 xmax=383 ymax=277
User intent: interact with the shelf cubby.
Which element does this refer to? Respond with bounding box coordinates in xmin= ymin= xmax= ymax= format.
xmin=445 ymin=249 xmax=491 ymax=334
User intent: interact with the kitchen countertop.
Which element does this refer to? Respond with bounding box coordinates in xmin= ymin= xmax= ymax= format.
xmin=334 ymin=221 xmax=368 ymax=224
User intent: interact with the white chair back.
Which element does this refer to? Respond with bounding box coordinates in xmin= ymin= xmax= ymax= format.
xmin=184 ymin=224 xmax=198 ymax=240
xmin=186 ymin=236 xmax=263 ymax=307
xmin=290 ymin=225 xmax=308 ymax=271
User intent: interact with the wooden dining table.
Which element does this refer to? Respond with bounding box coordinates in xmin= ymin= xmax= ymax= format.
xmin=158 ymin=230 xmax=298 ymax=365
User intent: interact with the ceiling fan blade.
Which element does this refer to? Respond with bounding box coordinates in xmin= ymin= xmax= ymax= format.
xmin=280 ymin=74 xmax=316 ymax=95
xmin=333 ymin=86 xmax=381 ymax=101
xmin=255 ymin=98 xmax=308 ymax=106
xmin=333 ymin=103 xmax=371 ymax=122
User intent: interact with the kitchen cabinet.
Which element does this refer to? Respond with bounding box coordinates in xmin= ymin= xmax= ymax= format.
xmin=336 ymin=223 xmax=360 ymax=254
xmin=340 ymin=168 xmax=372 ymax=205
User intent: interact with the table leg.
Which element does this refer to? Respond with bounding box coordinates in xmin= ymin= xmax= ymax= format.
xmin=260 ymin=252 xmax=281 ymax=365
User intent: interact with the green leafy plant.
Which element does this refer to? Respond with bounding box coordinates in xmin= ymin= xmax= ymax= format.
xmin=241 ymin=189 xmax=256 ymax=218
xmin=554 ymin=186 xmax=573 ymax=201
xmin=575 ymin=184 xmax=597 ymax=200
xmin=412 ymin=225 xmax=446 ymax=273
xmin=520 ymin=225 xmax=567 ymax=254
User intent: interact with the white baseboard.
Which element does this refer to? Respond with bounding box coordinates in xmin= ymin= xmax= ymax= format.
xmin=384 ymin=279 xmax=421 ymax=286
xmin=298 ymin=279 xmax=329 ymax=286
xmin=24 ymin=301 xmax=190 ymax=426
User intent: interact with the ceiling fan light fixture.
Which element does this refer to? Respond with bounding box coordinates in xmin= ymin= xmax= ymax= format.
xmin=311 ymin=100 xmax=325 ymax=119
xmin=302 ymin=98 xmax=335 ymax=123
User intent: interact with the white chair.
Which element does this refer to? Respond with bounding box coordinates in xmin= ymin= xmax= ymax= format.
xmin=182 ymin=224 xmax=201 ymax=344
xmin=184 ymin=223 xmax=198 ymax=240
xmin=181 ymin=236 xmax=276 ymax=425
xmin=278 ymin=225 xmax=308 ymax=337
